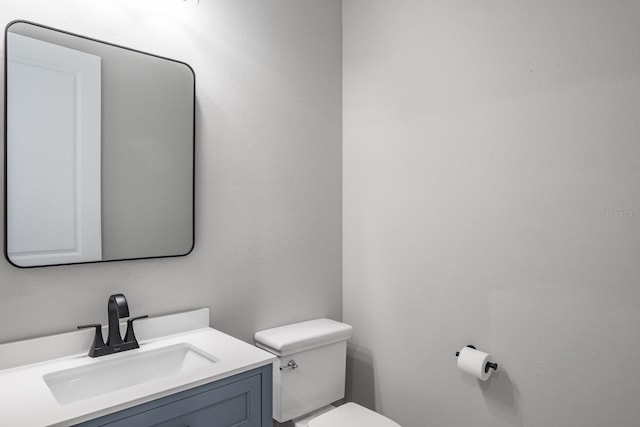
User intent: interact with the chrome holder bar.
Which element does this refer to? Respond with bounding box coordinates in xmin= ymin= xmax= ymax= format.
xmin=280 ymin=360 xmax=298 ymax=371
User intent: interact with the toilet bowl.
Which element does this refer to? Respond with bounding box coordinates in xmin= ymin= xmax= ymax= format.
xmin=306 ymin=403 xmax=400 ymax=427
xmin=254 ymin=318 xmax=401 ymax=427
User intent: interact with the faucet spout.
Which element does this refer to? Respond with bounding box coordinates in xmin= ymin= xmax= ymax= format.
xmin=107 ymin=294 xmax=129 ymax=346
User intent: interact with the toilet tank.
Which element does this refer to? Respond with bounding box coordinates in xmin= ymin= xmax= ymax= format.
xmin=254 ymin=319 xmax=353 ymax=423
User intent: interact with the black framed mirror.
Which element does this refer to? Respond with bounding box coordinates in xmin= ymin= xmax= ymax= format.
xmin=4 ymin=20 xmax=195 ymax=268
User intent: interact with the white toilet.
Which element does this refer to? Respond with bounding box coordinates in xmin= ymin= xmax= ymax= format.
xmin=254 ymin=318 xmax=400 ymax=427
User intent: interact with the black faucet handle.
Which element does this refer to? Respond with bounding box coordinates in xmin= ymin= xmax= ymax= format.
xmin=78 ymin=324 xmax=105 ymax=356
xmin=124 ymin=315 xmax=149 ymax=344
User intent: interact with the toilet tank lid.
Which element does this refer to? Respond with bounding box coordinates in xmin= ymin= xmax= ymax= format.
xmin=254 ymin=318 xmax=353 ymax=356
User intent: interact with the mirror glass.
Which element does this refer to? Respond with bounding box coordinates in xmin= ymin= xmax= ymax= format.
xmin=4 ymin=21 xmax=195 ymax=267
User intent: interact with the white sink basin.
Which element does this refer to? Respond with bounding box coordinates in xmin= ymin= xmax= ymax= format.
xmin=43 ymin=343 xmax=218 ymax=405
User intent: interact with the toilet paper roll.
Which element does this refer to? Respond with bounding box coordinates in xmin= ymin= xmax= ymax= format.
xmin=457 ymin=346 xmax=493 ymax=381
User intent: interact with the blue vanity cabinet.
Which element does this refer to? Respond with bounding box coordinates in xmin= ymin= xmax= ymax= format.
xmin=76 ymin=365 xmax=272 ymax=427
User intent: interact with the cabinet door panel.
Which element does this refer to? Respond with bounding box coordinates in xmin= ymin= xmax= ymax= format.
xmin=153 ymin=392 xmax=254 ymax=427
xmin=104 ymin=375 xmax=261 ymax=427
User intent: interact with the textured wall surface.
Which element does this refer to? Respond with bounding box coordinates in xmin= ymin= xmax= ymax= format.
xmin=6 ymin=1 xmax=640 ymax=426
xmin=0 ymin=0 xmax=342 ymax=345
xmin=343 ymin=1 xmax=640 ymax=426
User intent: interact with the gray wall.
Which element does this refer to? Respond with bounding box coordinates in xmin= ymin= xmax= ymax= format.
xmin=343 ymin=1 xmax=640 ymax=426
xmin=0 ymin=0 xmax=342 ymax=345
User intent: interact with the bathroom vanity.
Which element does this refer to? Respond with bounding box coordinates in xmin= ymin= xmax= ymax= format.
xmin=0 ymin=309 xmax=276 ymax=426
xmin=77 ymin=365 xmax=272 ymax=427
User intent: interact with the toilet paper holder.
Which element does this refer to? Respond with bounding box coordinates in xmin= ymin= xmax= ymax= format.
xmin=455 ymin=345 xmax=498 ymax=374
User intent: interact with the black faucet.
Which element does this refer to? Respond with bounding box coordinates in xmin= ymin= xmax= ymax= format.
xmin=78 ymin=294 xmax=148 ymax=358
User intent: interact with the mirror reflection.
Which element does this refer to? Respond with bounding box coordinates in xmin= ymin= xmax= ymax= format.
xmin=4 ymin=21 xmax=195 ymax=267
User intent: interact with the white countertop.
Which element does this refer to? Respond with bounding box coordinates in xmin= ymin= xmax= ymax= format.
xmin=0 ymin=310 xmax=276 ymax=427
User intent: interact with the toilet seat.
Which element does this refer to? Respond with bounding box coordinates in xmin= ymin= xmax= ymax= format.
xmin=308 ymin=403 xmax=401 ymax=427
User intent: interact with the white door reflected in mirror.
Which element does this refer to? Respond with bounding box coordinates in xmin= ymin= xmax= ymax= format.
xmin=7 ymin=33 xmax=103 ymax=266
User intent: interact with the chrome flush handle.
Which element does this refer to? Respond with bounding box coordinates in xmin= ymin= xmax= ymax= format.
xmin=280 ymin=360 xmax=298 ymax=371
